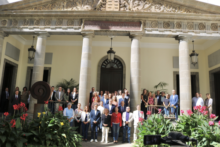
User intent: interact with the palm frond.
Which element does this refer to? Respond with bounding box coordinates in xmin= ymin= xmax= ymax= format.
xmin=154 ymin=82 xmax=168 ymax=90
xmin=56 ymin=79 xmax=79 ymax=91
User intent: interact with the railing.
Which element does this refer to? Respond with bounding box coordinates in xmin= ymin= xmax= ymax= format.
xmin=146 ymin=105 xmax=177 ymax=119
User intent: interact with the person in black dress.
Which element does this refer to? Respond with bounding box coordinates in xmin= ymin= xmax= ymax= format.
xmin=141 ymin=89 xmax=148 ymax=119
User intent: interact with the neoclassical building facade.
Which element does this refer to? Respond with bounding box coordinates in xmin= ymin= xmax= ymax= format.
xmin=0 ymin=0 xmax=220 ymax=117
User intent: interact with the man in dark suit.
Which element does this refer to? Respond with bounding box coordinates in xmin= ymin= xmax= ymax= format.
xmin=89 ymin=87 xmax=95 ymax=109
xmin=48 ymin=86 xmax=56 ymax=114
xmin=157 ymin=92 xmax=166 ymax=114
xmin=1 ymin=87 xmax=10 ymax=112
xmin=11 ymin=90 xmax=21 ymax=113
xmin=101 ymin=94 xmax=109 ymax=107
xmin=105 ymin=99 xmax=115 ymax=115
xmin=118 ymin=101 xmax=126 ymax=114
xmin=70 ymin=87 xmax=78 ymax=110
xmin=90 ymin=104 xmax=100 ymax=142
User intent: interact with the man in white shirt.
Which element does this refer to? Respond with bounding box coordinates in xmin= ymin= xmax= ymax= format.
xmin=133 ymin=105 xmax=144 ymax=142
xmin=192 ymin=92 xmax=204 ymax=108
xmin=122 ymin=107 xmax=133 ymax=143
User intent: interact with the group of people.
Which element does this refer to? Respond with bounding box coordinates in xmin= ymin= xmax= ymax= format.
xmin=0 ymin=85 xmax=214 ymax=144
xmin=62 ymin=87 xmax=134 ymax=143
xmin=0 ymin=87 xmax=31 ymax=113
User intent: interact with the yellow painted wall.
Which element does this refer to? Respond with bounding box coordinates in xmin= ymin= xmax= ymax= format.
xmin=0 ymin=36 xmax=26 ymax=91
xmin=1 ymin=35 xmax=214 ymax=100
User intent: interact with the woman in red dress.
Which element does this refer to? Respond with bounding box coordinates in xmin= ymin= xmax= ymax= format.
xmin=111 ymin=107 xmax=122 ymax=143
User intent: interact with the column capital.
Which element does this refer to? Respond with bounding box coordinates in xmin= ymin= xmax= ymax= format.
xmin=129 ymin=32 xmax=144 ymax=39
xmin=81 ymin=30 xmax=94 ymax=38
xmin=175 ymin=34 xmax=193 ymax=41
xmin=35 ymin=32 xmax=50 ymax=37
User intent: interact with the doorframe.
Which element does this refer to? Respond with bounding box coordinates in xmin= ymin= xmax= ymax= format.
xmin=0 ymin=59 xmax=18 ymax=101
xmin=173 ymin=71 xmax=200 ymax=94
xmin=97 ymin=55 xmax=126 ymax=91
xmin=25 ymin=66 xmax=51 ymax=90
xmin=209 ymin=67 xmax=220 ymax=114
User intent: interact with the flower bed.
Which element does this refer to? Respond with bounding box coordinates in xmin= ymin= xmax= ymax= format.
xmin=0 ymin=102 xmax=82 ymax=147
xmin=135 ymin=106 xmax=220 ymax=147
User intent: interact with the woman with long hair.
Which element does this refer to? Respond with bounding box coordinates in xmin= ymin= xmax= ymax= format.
xmin=112 ymin=96 xmax=118 ymax=107
xmin=141 ymin=89 xmax=148 ymax=119
xmin=75 ymin=103 xmax=83 ymax=134
xmin=81 ymin=106 xmax=90 ymax=142
xmin=92 ymin=91 xmax=100 ymax=102
xmin=148 ymin=92 xmax=154 ymax=113
xmin=21 ymin=87 xmax=29 ymax=108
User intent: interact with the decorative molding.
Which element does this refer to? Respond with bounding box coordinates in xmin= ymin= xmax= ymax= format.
xmin=22 ymin=0 xmax=209 ymax=14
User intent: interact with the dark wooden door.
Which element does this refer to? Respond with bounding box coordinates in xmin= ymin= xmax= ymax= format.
xmin=100 ymin=59 xmax=123 ymax=93
xmin=214 ymin=73 xmax=220 ymax=120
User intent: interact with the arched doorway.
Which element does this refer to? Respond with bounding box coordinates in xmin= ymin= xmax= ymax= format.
xmin=99 ymin=58 xmax=124 ymax=93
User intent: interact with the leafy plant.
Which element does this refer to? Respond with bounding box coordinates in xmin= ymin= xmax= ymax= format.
xmin=56 ymin=78 xmax=79 ymax=91
xmin=154 ymin=82 xmax=168 ymax=93
xmin=175 ymin=106 xmax=220 ymax=147
xmin=0 ymin=102 xmax=82 ymax=147
xmin=135 ymin=113 xmax=173 ymax=147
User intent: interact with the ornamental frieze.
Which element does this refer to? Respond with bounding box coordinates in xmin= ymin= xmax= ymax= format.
xmin=23 ymin=0 xmax=208 ymax=14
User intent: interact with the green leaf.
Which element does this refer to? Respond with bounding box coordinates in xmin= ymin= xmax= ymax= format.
xmin=16 ymin=118 xmax=22 ymax=129
xmin=6 ymin=142 xmax=11 ymax=147
xmin=0 ymin=135 xmax=6 ymax=143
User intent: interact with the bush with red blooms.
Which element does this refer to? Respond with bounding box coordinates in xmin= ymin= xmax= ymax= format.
xmin=44 ymin=101 xmax=48 ymax=104
xmin=176 ymin=106 xmax=220 ymax=146
xmin=146 ymin=111 xmax=151 ymax=115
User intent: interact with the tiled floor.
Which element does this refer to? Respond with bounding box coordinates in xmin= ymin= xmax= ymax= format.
xmin=81 ymin=141 xmax=134 ymax=147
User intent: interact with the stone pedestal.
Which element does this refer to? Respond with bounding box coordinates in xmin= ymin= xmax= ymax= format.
xmin=29 ymin=32 xmax=48 ymax=114
xmin=130 ymin=32 xmax=142 ymax=111
xmin=78 ymin=31 xmax=94 ymax=109
xmin=177 ymin=35 xmax=192 ymax=114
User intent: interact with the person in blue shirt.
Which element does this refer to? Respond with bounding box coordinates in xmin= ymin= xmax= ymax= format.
xmin=63 ymin=103 xmax=75 ymax=126
xmin=118 ymin=93 xmax=129 ymax=107
xmin=170 ymin=90 xmax=179 ymax=120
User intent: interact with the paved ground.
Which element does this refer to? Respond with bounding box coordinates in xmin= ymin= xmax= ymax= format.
xmin=81 ymin=141 xmax=134 ymax=147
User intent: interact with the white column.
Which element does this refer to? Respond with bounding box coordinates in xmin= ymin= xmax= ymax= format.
xmin=177 ymin=35 xmax=192 ymax=114
xmin=0 ymin=31 xmax=7 ymax=68
xmin=28 ymin=32 xmax=48 ymax=114
xmin=78 ymin=31 xmax=94 ymax=109
xmin=130 ymin=33 xmax=142 ymax=111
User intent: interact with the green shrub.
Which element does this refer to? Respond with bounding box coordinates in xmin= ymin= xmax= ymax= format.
xmin=0 ymin=102 xmax=82 ymax=147
xmin=135 ymin=113 xmax=173 ymax=147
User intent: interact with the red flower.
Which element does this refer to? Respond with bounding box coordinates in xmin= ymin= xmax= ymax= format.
xmin=4 ymin=112 xmax=9 ymax=117
xmin=203 ymin=111 xmax=208 ymax=115
xmin=58 ymin=106 xmax=63 ymax=111
xmin=187 ymin=110 xmax=193 ymax=116
xmin=198 ymin=105 xmax=201 ymax=109
xmin=209 ymin=121 xmax=214 ymax=126
xmin=140 ymin=111 xmax=143 ymax=115
xmin=202 ymin=106 xmax=206 ymax=111
xmin=180 ymin=110 xmax=184 ymax=114
xmin=10 ymin=119 xmax=16 ymax=128
xmin=218 ymin=121 xmax=220 ymax=126
xmin=13 ymin=104 xmax=19 ymax=110
xmin=44 ymin=101 xmax=48 ymax=104
xmin=146 ymin=111 xmax=151 ymax=115
xmin=158 ymin=109 xmax=161 ymax=114
xmin=23 ymin=134 xmax=26 ymax=136
xmin=210 ymin=114 xmax=216 ymax=119
xmin=199 ymin=109 xmax=204 ymax=113
xmin=17 ymin=104 xmax=21 ymax=109
xmin=20 ymin=113 xmax=28 ymax=121
xmin=24 ymin=107 xmax=28 ymax=112
xmin=139 ymin=117 xmax=144 ymax=122
xmin=20 ymin=102 xmax=25 ymax=107
xmin=193 ymin=106 xmax=198 ymax=110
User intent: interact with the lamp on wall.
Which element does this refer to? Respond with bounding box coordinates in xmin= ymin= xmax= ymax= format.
xmin=190 ymin=40 xmax=199 ymax=66
xmin=107 ymin=37 xmax=115 ymax=62
xmin=28 ymin=36 xmax=36 ymax=61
